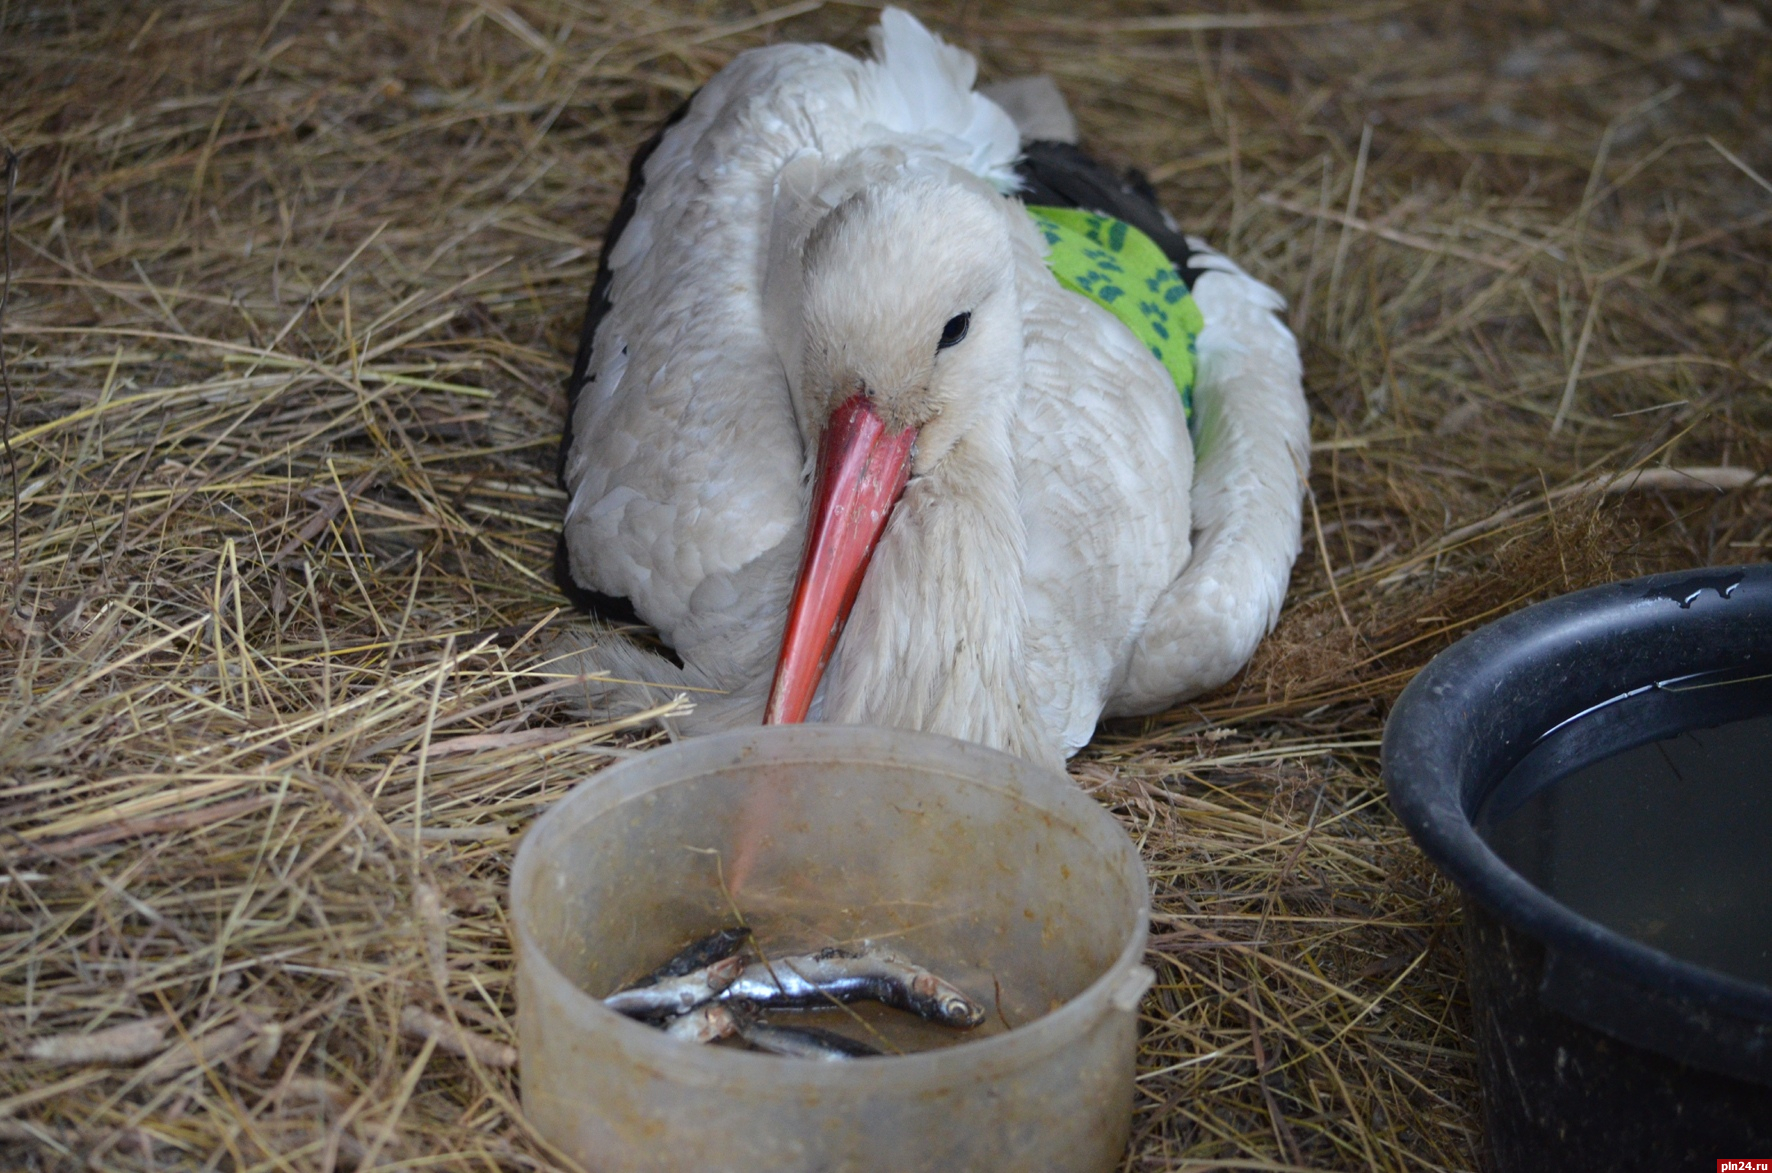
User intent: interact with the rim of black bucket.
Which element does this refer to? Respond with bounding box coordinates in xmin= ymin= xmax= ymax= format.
xmin=1382 ymin=564 xmax=1772 ymax=1025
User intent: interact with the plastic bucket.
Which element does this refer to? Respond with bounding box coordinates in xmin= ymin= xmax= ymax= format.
xmin=510 ymin=724 xmax=1153 ymax=1172
xmin=1382 ymin=565 xmax=1772 ymax=1170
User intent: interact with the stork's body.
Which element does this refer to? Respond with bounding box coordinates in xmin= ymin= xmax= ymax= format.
xmin=556 ymin=11 xmax=1309 ymax=768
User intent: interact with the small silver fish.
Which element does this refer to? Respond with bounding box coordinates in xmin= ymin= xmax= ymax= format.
xmin=737 ymin=1020 xmax=882 ymax=1060
xmin=605 ymin=955 xmax=745 ymax=1019
xmin=662 ymin=1001 xmax=742 ymax=1044
xmin=720 ymin=948 xmax=985 ymax=1028
xmin=627 ymin=926 xmax=752 ymax=989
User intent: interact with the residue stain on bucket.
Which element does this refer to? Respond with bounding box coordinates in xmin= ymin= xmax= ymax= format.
xmin=1478 ymin=691 xmax=1772 ymax=986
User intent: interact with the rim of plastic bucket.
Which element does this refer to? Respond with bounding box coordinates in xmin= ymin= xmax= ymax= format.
xmin=1382 ymin=563 xmax=1772 ymax=1029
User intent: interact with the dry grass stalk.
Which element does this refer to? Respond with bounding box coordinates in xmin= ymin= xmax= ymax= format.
xmin=399 ymin=1005 xmax=519 ymax=1070
xmin=25 ymin=1016 xmax=170 ymax=1066
xmin=1 ymin=1 xmax=1768 ymax=1170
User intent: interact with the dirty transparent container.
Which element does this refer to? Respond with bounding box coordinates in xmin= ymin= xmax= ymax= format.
xmin=511 ymin=724 xmax=1152 ymax=1173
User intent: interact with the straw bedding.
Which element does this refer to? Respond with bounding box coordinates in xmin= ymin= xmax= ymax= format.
xmin=1 ymin=1 xmax=1767 ymax=1168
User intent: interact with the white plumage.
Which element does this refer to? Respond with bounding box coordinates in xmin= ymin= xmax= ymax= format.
xmin=556 ymin=9 xmax=1309 ymax=768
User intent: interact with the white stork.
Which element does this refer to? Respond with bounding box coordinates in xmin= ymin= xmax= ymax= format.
xmin=553 ymin=9 xmax=1309 ymax=769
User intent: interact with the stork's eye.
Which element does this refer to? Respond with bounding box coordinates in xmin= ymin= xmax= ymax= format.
xmin=937 ymin=313 xmax=971 ymax=351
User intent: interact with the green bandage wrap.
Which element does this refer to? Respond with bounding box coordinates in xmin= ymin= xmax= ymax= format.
xmin=1025 ymin=204 xmax=1203 ymax=425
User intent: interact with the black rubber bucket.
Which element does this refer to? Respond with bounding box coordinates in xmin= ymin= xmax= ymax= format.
xmin=1382 ymin=565 xmax=1772 ymax=1172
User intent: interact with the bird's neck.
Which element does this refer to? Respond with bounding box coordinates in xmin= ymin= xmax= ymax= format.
xmin=820 ymin=416 xmax=1055 ymax=765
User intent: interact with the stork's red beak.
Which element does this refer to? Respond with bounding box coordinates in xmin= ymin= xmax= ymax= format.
xmin=764 ymin=393 xmax=915 ymax=725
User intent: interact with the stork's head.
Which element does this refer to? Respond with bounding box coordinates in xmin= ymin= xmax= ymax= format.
xmin=764 ymin=174 xmax=1024 ymax=725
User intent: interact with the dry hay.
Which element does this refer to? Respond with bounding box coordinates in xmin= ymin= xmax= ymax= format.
xmin=1 ymin=0 xmax=1768 ymax=1169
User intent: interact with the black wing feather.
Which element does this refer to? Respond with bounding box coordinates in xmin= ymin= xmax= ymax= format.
xmin=555 ymin=97 xmax=694 ymax=649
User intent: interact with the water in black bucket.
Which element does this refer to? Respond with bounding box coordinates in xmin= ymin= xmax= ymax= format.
xmin=1384 ymin=567 xmax=1772 ymax=1168
xmin=1476 ymin=669 xmax=1772 ymax=987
